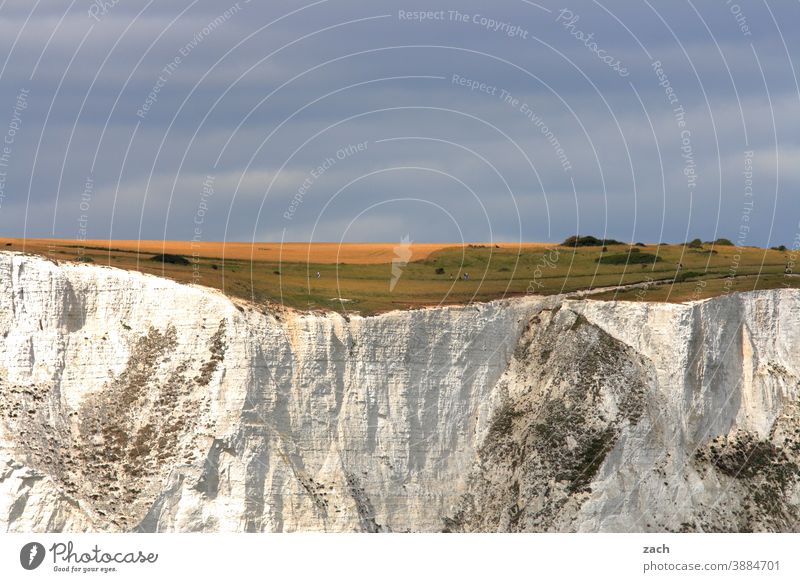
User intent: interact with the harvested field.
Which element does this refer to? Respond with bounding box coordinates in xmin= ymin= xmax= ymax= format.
xmin=1 ymin=238 xmax=797 ymax=315
xmin=3 ymin=238 xmax=549 ymax=265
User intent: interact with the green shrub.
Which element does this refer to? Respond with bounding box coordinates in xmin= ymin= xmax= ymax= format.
xmin=710 ymin=238 xmax=734 ymax=246
xmin=562 ymin=235 xmax=624 ymax=247
xmin=150 ymin=253 xmax=191 ymax=266
xmin=597 ymin=252 xmax=662 ymax=265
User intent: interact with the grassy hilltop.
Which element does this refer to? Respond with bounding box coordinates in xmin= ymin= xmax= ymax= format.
xmin=2 ymin=237 xmax=798 ymax=315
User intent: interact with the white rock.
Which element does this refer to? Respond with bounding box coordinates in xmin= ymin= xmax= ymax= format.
xmin=1 ymin=252 xmax=798 ymax=532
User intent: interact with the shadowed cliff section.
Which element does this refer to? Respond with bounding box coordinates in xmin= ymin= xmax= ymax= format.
xmin=445 ymin=308 xmax=651 ymax=532
xmin=1 ymin=319 xmax=227 ymax=531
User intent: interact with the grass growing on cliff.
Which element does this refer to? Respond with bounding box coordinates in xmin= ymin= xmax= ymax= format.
xmin=2 ymin=237 xmax=798 ymax=315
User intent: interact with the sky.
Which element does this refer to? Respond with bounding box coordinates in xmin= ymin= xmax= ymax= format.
xmin=0 ymin=0 xmax=798 ymax=246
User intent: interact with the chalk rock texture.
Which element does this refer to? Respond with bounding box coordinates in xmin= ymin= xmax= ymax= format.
xmin=1 ymin=252 xmax=799 ymax=532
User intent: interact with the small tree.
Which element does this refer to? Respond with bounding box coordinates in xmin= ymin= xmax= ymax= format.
xmin=688 ymin=238 xmax=703 ymax=249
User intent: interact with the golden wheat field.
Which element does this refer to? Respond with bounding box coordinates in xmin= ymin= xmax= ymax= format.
xmin=2 ymin=237 xmax=797 ymax=315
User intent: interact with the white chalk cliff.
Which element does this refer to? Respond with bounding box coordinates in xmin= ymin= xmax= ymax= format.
xmin=1 ymin=252 xmax=798 ymax=532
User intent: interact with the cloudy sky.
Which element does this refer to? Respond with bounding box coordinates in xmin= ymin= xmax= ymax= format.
xmin=0 ymin=0 xmax=797 ymax=246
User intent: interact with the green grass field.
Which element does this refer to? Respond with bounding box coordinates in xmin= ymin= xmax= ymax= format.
xmin=3 ymin=238 xmax=798 ymax=315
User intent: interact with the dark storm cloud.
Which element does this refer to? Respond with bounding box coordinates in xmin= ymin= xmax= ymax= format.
xmin=0 ymin=0 xmax=798 ymax=245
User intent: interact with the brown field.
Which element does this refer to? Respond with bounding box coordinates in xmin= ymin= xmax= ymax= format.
xmin=2 ymin=238 xmax=550 ymax=265
xmin=1 ymin=237 xmax=797 ymax=315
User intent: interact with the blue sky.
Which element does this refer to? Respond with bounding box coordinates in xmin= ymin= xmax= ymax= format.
xmin=0 ymin=0 xmax=798 ymax=246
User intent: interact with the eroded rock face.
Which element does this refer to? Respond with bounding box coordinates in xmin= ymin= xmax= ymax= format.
xmin=0 ymin=253 xmax=533 ymax=532
xmin=1 ymin=252 xmax=800 ymax=532
xmin=445 ymin=308 xmax=652 ymax=532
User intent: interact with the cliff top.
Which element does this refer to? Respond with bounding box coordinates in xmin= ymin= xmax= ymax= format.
xmin=1 ymin=238 xmax=797 ymax=315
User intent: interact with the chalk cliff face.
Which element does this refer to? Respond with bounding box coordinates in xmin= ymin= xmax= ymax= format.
xmin=1 ymin=252 xmax=799 ymax=532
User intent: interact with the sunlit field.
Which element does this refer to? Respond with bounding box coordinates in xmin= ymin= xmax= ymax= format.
xmin=3 ymin=237 xmax=797 ymax=315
